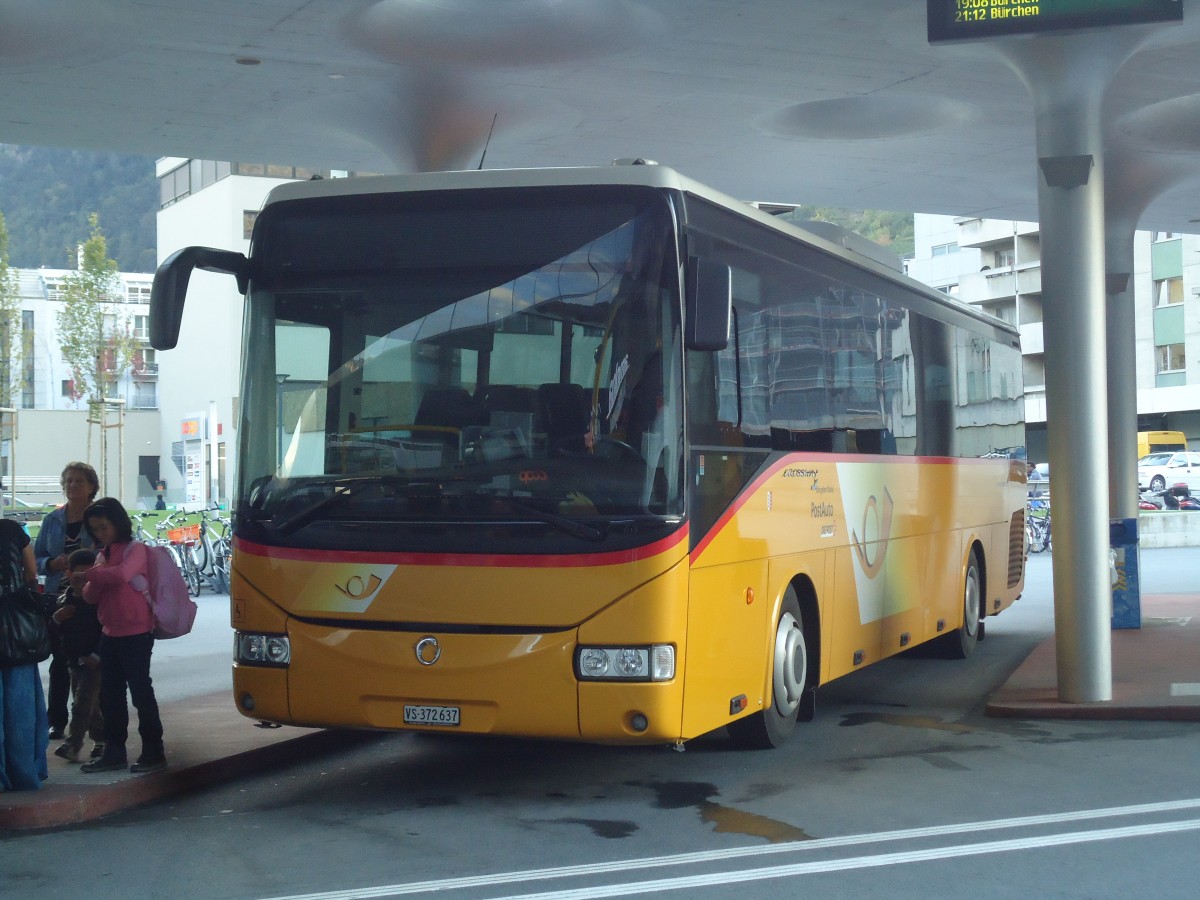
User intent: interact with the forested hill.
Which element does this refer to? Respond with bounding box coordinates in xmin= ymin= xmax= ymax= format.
xmin=779 ymin=206 xmax=915 ymax=260
xmin=0 ymin=145 xmax=157 ymax=273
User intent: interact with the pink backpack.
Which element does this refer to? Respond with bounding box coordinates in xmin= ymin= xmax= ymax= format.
xmin=142 ymin=543 xmax=198 ymax=639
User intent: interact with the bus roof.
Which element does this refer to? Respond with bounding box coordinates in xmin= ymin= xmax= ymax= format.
xmin=261 ymin=164 xmax=1018 ymax=342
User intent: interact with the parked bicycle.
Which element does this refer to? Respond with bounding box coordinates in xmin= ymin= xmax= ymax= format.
xmin=188 ymin=505 xmax=231 ymax=594
xmin=132 ymin=511 xmax=162 ymax=546
xmin=1026 ymin=496 xmax=1051 ymax=554
xmin=132 ymin=510 xmax=201 ymax=596
xmin=160 ymin=512 xmax=203 ymax=597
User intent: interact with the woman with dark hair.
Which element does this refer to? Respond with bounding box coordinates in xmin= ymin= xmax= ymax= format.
xmin=0 ymin=516 xmax=49 ymax=790
xmin=34 ymin=462 xmax=98 ymax=739
xmin=79 ymin=497 xmax=166 ymax=775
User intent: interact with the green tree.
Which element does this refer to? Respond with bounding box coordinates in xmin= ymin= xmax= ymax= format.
xmin=0 ymin=210 xmax=22 ymax=408
xmin=55 ymin=213 xmax=138 ymax=404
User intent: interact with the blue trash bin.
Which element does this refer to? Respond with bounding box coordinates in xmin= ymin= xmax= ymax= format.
xmin=1110 ymin=517 xmax=1140 ymax=629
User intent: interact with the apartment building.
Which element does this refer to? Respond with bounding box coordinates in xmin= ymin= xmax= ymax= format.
xmin=3 ymin=267 xmax=160 ymax=505
xmin=906 ymin=214 xmax=1200 ymax=463
xmin=155 ymin=158 xmax=355 ymax=508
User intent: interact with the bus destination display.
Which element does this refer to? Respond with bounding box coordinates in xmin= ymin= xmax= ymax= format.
xmin=928 ymin=0 xmax=1183 ymax=43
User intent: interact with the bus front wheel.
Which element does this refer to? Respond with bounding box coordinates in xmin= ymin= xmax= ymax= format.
xmin=728 ymin=590 xmax=806 ymax=749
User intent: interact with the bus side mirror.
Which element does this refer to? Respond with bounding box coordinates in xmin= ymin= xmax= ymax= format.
xmin=685 ymin=257 xmax=732 ymax=351
xmin=150 ymin=247 xmax=249 ymax=350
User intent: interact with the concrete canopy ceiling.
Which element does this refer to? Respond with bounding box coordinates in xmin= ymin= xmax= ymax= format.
xmin=1 ymin=0 xmax=1199 ymax=231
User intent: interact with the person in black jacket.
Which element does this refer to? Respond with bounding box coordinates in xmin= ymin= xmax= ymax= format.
xmin=50 ymin=549 xmax=104 ymax=763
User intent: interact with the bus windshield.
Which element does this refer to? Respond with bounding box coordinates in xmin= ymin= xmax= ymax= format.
xmin=236 ymin=186 xmax=683 ymax=551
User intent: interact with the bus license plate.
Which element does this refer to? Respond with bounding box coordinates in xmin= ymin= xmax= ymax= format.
xmin=403 ymin=705 xmax=461 ymax=726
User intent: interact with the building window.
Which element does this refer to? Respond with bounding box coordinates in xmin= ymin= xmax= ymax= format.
xmin=995 ymin=248 xmax=1015 ymax=268
xmin=1156 ymin=343 xmax=1186 ymax=373
xmin=159 ymin=159 xmax=234 ymax=208
xmin=42 ymin=276 xmax=65 ymax=301
xmin=131 ymin=381 xmax=157 ymax=409
xmin=134 ymin=347 xmax=157 ymax=374
xmin=134 ymin=315 xmax=149 ymax=340
xmin=126 ymin=282 xmax=152 ymax=304
xmin=931 ymin=242 xmax=959 ymax=257
xmin=62 ymin=379 xmax=76 ymax=398
xmin=159 ymin=163 xmax=192 ymax=208
xmin=1155 ymin=276 xmax=1184 ymax=307
xmin=200 ymin=159 xmax=218 ymax=190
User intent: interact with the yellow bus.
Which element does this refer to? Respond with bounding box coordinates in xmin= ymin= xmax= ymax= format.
xmin=151 ymin=164 xmax=1026 ymax=748
xmin=1137 ymin=430 xmax=1186 ymax=460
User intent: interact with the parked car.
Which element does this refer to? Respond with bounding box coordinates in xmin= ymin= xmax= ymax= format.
xmin=1137 ymin=450 xmax=1200 ymax=493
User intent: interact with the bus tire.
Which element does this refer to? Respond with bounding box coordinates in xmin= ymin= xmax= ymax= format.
xmin=728 ymin=590 xmax=805 ymax=749
xmin=934 ymin=549 xmax=982 ymax=659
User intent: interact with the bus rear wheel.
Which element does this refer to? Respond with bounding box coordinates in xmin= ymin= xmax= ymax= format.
xmin=934 ymin=549 xmax=981 ymax=659
xmin=728 ymin=590 xmax=806 ymax=749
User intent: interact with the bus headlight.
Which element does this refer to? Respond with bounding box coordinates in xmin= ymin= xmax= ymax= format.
xmin=575 ymin=645 xmax=674 ymax=682
xmin=235 ymin=632 xmax=291 ymax=667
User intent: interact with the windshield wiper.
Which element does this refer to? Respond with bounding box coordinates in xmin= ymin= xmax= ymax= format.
xmin=271 ymin=475 xmax=608 ymax=542
xmin=271 ymin=474 xmax=423 ymax=536
xmin=274 ymin=482 xmax=357 ymax=536
xmin=494 ymin=494 xmax=608 ymax=543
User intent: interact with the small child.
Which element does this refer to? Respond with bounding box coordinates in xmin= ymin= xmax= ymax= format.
xmin=79 ymin=497 xmax=167 ymax=775
xmin=50 ymin=548 xmax=105 ymax=762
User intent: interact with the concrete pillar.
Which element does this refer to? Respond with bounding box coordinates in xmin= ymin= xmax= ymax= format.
xmin=998 ymin=31 xmax=1153 ymax=702
xmin=1105 ymin=208 xmax=1142 ymax=629
xmin=1103 ymin=212 xmax=1140 ymax=522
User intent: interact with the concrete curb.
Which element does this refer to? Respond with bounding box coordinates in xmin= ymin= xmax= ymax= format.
xmin=1 ymin=728 xmax=380 ymax=832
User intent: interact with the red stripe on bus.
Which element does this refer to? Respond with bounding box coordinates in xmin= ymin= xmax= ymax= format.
xmin=234 ymin=524 xmax=689 ymax=568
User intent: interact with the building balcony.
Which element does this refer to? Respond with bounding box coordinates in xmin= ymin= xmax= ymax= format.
xmin=1019 ymin=321 xmax=1044 ymax=355
xmin=954 ymin=218 xmax=1039 ymax=249
xmin=958 ymin=266 xmax=1041 ymax=304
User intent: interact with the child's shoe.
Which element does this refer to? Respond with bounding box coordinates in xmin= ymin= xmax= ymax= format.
xmin=130 ymin=754 xmax=167 ymax=774
xmin=80 ymin=754 xmax=128 ymax=773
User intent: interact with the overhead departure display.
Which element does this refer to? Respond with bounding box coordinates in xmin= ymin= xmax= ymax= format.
xmin=928 ymin=0 xmax=1183 ymax=43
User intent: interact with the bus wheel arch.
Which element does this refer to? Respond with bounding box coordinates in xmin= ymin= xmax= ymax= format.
xmin=728 ymin=579 xmax=819 ymax=749
xmin=791 ymin=576 xmax=820 ymax=722
xmin=935 ymin=542 xmax=984 ymax=659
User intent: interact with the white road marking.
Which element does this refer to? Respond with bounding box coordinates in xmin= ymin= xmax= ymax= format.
xmin=493 ymin=820 xmax=1200 ymax=899
xmin=261 ymin=797 xmax=1200 ymax=900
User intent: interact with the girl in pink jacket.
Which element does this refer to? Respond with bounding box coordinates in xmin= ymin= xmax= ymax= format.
xmin=80 ymin=498 xmax=166 ymax=774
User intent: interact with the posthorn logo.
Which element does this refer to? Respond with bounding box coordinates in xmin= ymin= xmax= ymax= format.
xmin=414 ymin=636 xmax=441 ymax=666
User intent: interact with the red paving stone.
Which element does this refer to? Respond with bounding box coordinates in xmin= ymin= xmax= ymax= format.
xmin=986 ymin=594 xmax=1200 ymax=722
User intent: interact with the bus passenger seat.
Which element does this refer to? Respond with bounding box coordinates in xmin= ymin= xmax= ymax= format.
xmin=415 ymin=387 xmax=483 ymax=429
xmin=538 ymin=383 xmax=589 ymax=445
